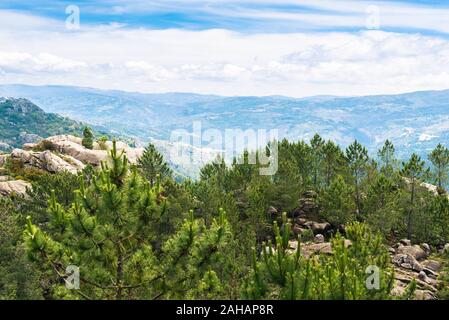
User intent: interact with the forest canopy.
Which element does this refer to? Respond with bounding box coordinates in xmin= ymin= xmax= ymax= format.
xmin=1 ymin=134 xmax=449 ymax=300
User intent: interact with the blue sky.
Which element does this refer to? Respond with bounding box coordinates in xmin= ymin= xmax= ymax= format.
xmin=1 ymin=1 xmax=449 ymax=97
xmin=2 ymin=0 xmax=449 ymax=34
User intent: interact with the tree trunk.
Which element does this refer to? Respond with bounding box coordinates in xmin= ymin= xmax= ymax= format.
xmin=115 ymin=245 xmax=124 ymax=300
xmin=407 ymin=181 xmax=415 ymax=240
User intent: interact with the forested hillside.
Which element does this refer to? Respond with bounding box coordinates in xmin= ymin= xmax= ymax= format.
xmin=0 ymin=97 xmax=108 ymax=151
xmin=1 ymin=131 xmax=449 ymax=300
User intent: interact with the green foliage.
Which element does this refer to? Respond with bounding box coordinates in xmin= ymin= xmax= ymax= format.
xmin=310 ymin=134 xmax=325 ymax=190
xmin=4 ymin=157 xmax=46 ymax=182
xmin=138 ymin=143 xmax=173 ymax=187
xmin=2 ymin=131 xmax=449 ymax=300
xmin=416 ymin=194 xmax=449 ymax=245
xmin=23 ymin=142 xmax=234 ymax=299
xmin=364 ymin=174 xmax=402 ymax=237
xmin=429 ymin=143 xmax=449 ymax=189
xmin=346 ymin=140 xmax=369 ymax=217
xmin=378 ymin=140 xmax=397 ymax=176
xmin=0 ymin=197 xmax=40 ymax=299
xmin=242 ymin=214 xmax=401 ymax=300
xmin=322 ymin=140 xmax=345 ymax=187
xmin=97 ymin=136 xmax=108 ymax=150
xmin=318 ymin=175 xmax=355 ymax=226
xmin=19 ymin=171 xmax=80 ymax=225
xmin=82 ymin=127 xmax=94 ymax=150
xmin=0 ymin=98 xmax=101 ymax=149
xmin=401 ymin=153 xmax=428 ymax=239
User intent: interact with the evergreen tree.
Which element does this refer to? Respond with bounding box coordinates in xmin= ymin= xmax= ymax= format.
xmin=318 ymin=175 xmax=355 ymax=226
xmin=20 ymin=171 xmax=80 ymax=225
xmin=322 ymin=140 xmax=344 ymax=187
xmin=200 ymin=156 xmax=227 ymax=184
xmin=242 ymin=214 xmax=404 ymax=300
xmin=0 ymin=197 xmax=40 ymax=299
xmin=378 ymin=140 xmax=397 ymax=176
xmin=138 ymin=143 xmax=172 ymax=187
xmin=310 ymin=134 xmax=325 ymax=190
xmin=365 ymin=174 xmax=401 ymax=236
xmin=346 ymin=140 xmax=369 ymax=217
xmin=82 ymin=127 xmax=94 ymax=150
xmin=401 ymin=154 xmax=427 ymax=239
xmin=24 ymin=142 xmax=233 ymax=299
xmin=429 ymin=143 xmax=449 ymax=189
xmin=427 ymin=195 xmax=449 ymax=244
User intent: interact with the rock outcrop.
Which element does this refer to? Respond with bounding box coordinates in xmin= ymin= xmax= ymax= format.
xmin=0 ymin=135 xmax=145 ymax=176
xmin=396 ymin=244 xmax=428 ymax=261
xmin=0 ymin=154 xmax=6 ymax=167
xmin=0 ymin=179 xmax=31 ymax=197
xmin=390 ymin=240 xmax=442 ymax=300
xmin=293 ymin=190 xmax=319 ymax=218
xmin=39 ymin=135 xmax=144 ymax=167
xmin=292 ymin=217 xmax=332 ymax=237
xmin=10 ymin=149 xmax=84 ymax=174
xmin=288 ymin=239 xmax=352 ymax=258
xmin=0 ymin=135 xmax=146 ymax=197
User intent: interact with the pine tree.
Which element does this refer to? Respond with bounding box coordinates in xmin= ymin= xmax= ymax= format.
xmin=378 ymin=140 xmax=396 ymax=176
xmin=428 ymin=195 xmax=449 ymax=244
xmin=20 ymin=171 xmax=80 ymax=225
xmin=310 ymin=134 xmax=325 ymax=190
xmin=242 ymin=214 xmax=403 ymax=300
xmin=346 ymin=140 xmax=369 ymax=217
xmin=429 ymin=143 xmax=449 ymax=189
xmin=365 ymin=174 xmax=401 ymax=236
xmin=322 ymin=140 xmax=344 ymax=187
xmin=401 ymin=153 xmax=427 ymax=239
xmin=82 ymin=127 xmax=94 ymax=150
xmin=200 ymin=156 xmax=227 ymax=184
xmin=318 ymin=175 xmax=355 ymax=226
xmin=0 ymin=197 xmax=40 ymax=299
xmin=24 ymin=142 xmax=233 ymax=300
xmin=138 ymin=143 xmax=172 ymax=187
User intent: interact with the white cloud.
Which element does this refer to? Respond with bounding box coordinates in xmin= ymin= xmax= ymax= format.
xmin=1 ymin=9 xmax=449 ymax=96
xmin=419 ymin=133 xmax=438 ymax=142
xmin=0 ymin=52 xmax=87 ymax=73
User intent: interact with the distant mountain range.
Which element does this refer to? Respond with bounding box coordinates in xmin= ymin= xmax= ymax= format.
xmin=1 ymin=84 xmax=449 ymax=163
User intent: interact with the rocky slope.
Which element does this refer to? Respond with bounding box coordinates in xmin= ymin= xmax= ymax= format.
xmin=0 ymin=135 xmax=144 ymax=197
xmin=286 ymin=191 xmax=448 ymax=300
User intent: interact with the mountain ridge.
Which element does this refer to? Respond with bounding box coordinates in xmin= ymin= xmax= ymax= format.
xmin=1 ymin=84 xmax=449 ymax=163
xmin=0 ymin=97 xmax=111 ymax=151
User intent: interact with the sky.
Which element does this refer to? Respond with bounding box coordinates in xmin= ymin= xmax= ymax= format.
xmin=1 ymin=0 xmax=449 ymax=97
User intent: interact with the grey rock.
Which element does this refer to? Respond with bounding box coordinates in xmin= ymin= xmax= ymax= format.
xmin=0 ymin=180 xmax=31 ymax=197
xmin=11 ymin=148 xmax=84 ymax=174
xmin=444 ymin=243 xmax=449 ymax=254
xmin=392 ymin=253 xmax=423 ymax=272
xmin=418 ymin=271 xmax=427 ymax=281
xmin=421 ymin=243 xmax=431 ymax=253
xmin=422 ymin=260 xmax=442 ymax=273
xmin=397 ymin=245 xmax=427 ymax=261
xmin=293 ymin=225 xmax=308 ymax=236
xmin=314 ymin=234 xmax=325 ymax=244
xmin=415 ymin=290 xmax=436 ymax=300
xmin=310 ymin=222 xmax=331 ymax=234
